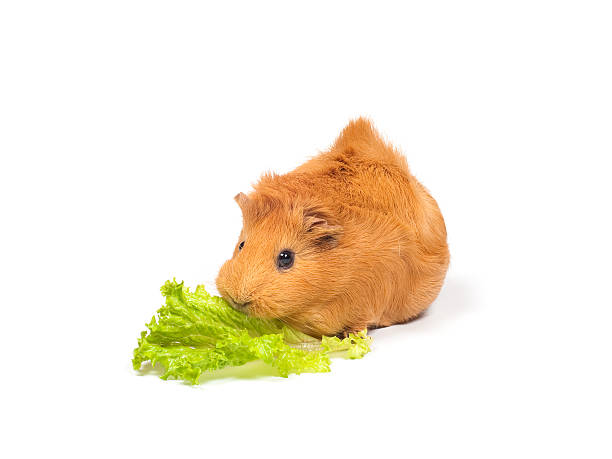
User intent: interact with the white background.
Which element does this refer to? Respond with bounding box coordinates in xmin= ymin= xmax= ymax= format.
xmin=1 ymin=1 xmax=611 ymax=458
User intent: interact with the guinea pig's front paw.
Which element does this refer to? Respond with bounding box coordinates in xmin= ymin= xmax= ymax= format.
xmin=337 ymin=326 xmax=368 ymax=339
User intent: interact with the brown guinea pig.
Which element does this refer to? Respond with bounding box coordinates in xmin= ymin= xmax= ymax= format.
xmin=216 ymin=118 xmax=449 ymax=338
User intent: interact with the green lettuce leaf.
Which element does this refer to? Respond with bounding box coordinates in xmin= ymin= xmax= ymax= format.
xmin=133 ymin=280 xmax=372 ymax=384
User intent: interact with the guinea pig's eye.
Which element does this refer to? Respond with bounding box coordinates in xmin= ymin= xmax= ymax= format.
xmin=238 ymin=241 xmax=245 ymax=251
xmin=277 ymin=250 xmax=294 ymax=270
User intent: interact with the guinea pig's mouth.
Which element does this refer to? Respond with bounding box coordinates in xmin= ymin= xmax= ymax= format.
xmin=227 ymin=299 xmax=252 ymax=313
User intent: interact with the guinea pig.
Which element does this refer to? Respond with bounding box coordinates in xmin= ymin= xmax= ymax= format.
xmin=216 ymin=118 xmax=449 ymax=338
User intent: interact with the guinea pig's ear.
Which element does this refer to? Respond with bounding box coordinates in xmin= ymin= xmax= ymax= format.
xmin=234 ymin=192 xmax=249 ymax=212
xmin=303 ymin=206 xmax=343 ymax=250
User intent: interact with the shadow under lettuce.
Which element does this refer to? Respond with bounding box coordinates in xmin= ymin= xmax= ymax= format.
xmin=135 ymin=358 xmax=285 ymax=386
